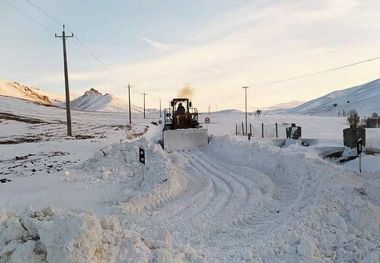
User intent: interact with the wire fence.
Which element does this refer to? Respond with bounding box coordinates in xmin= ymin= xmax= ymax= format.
xmin=235 ymin=122 xmax=288 ymax=138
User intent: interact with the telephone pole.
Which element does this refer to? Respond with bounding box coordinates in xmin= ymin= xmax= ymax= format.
xmin=55 ymin=25 xmax=74 ymax=136
xmin=159 ymin=99 xmax=162 ymax=118
xmin=142 ymin=93 xmax=147 ymax=119
xmin=242 ymin=86 xmax=249 ymax=136
xmin=127 ymin=84 xmax=132 ymax=125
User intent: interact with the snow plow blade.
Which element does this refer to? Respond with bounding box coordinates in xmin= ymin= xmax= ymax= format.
xmin=163 ymin=128 xmax=208 ymax=152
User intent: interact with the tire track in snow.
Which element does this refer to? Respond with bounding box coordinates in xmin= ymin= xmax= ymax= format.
xmin=191 ymin=152 xmax=249 ymax=219
xmin=159 ymin=166 xmax=216 ymax=219
xmin=186 ymin=155 xmax=232 ymax=221
xmin=192 ymin=151 xmax=283 ymax=233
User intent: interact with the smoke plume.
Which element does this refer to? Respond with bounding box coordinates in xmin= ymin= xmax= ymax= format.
xmin=177 ymin=86 xmax=194 ymax=98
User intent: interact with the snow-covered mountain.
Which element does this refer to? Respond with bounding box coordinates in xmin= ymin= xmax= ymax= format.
xmin=0 ymin=79 xmax=63 ymax=105
xmin=0 ymin=79 xmax=143 ymax=113
xmin=286 ymin=78 xmax=380 ymax=116
xmin=70 ymin=88 xmax=142 ymax=113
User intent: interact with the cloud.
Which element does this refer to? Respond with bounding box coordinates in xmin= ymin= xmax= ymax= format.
xmin=136 ymin=35 xmax=175 ymax=51
xmin=60 ymin=0 xmax=380 ymax=111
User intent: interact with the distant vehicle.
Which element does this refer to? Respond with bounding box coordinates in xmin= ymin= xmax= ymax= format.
xmin=162 ymin=98 xmax=208 ymax=152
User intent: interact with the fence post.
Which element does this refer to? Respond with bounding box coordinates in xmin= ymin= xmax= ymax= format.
xmin=242 ymin=122 xmax=245 ymax=136
xmin=236 ymin=124 xmax=238 ymax=135
xmin=262 ymin=123 xmax=264 ymax=138
xmin=275 ymin=123 xmax=278 ymax=138
xmin=250 ymin=123 xmax=252 ymax=137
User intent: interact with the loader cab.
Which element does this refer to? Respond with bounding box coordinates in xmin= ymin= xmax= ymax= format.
xmin=164 ymin=98 xmax=199 ymax=130
xmin=161 ymin=98 xmax=208 ymax=152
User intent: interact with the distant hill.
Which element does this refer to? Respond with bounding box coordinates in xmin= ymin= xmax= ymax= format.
xmin=70 ymin=88 xmax=142 ymax=113
xmin=265 ymin=101 xmax=304 ymax=113
xmin=0 ymin=79 xmax=143 ymax=113
xmin=286 ymin=78 xmax=380 ymax=116
xmin=0 ymin=79 xmax=62 ymax=106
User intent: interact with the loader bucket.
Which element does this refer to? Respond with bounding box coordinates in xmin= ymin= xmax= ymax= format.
xmin=163 ymin=128 xmax=208 ymax=152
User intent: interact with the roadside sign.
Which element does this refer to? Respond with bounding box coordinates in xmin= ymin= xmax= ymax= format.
xmin=357 ymin=138 xmax=363 ymax=155
xmin=139 ymin=147 xmax=145 ymax=164
xmin=205 ymin=117 xmax=210 ymax=124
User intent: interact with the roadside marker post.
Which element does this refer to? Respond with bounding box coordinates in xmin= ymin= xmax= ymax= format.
xmin=139 ymin=147 xmax=145 ymax=185
xmin=357 ymin=138 xmax=363 ymax=173
xmin=139 ymin=147 xmax=145 ymax=164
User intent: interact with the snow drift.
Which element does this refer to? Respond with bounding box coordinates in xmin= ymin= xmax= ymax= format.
xmin=200 ymin=137 xmax=380 ymax=262
xmin=76 ymin=126 xmax=187 ymax=214
xmin=0 ymin=207 xmax=200 ymax=263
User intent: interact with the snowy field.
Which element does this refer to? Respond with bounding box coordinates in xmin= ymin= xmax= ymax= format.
xmin=0 ymin=97 xmax=380 ymax=262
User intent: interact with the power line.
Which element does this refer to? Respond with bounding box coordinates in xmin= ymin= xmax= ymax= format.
xmin=255 ymin=56 xmax=380 ymax=86
xmin=7 ymin=0 xmax=380 ymax=91
xmin=73 ymin=36 xmax=110 ymax=70
xmin=1 ymin=0 xmax=54 ymax=33
xmin=23 ymin=0 xmax=110 ymax=70
xmin=24 ymin=0 xmax=60 ymax=25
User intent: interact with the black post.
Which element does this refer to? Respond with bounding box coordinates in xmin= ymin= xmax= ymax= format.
xmin=242 ymin=122 xmax=245 ymax=136
xmin=250 ymin=123 xmax=252 ymax=137
xmin=262 ymin=123 xmax=264 ymax=138
xmin=128 ymin=84 xmax=132 ymax=125
xmin=242 ymin=87 xmax=249 ymax=136
xmin=55 ymin=25 xmax=74 ymax=136
xmin=159 ymin=99 xmax=162 ymax=118
xmin=236 ymin=124 xmax=238 ymax=135
xmin=275 ymin=123 xmax=278 ymax=138
xmin=142 ymin=93 xmax=147 ymax=119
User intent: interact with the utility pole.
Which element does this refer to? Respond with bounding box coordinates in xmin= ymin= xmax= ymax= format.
xmin=242 ymin=86 xmax=249 ymax=136
xmin=142 ymin=93 xmax=147 ymax=119
xmin=55 ymin=25 xmax=74 ymax=136
xmin=127 ymin=84 xmax=131 ymax=125
xmin=159 ymin=99 xmax=162 ymax=118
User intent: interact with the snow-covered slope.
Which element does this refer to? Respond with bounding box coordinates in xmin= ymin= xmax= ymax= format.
xmin=0 ymin=79 xmax=63 ymax=105
xmin=71 ymin=88 xmax=142 ymax=113
xmin=286 ymin=78 xmax=380 ymax=116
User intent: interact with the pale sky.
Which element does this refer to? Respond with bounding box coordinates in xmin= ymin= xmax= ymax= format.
xmin=1 ymin=0 xmax=380 ymax=111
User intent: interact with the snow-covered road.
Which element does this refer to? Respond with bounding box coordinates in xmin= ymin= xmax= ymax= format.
xmin=116 ymin=136 xmax=380 ymax=262
xmin=1 ymin=97 xmax=380 ymax=262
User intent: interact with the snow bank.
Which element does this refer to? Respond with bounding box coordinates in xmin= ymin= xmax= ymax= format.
xmin=0 ymin=208 xmax=200 ymax=263
xmin=74 ymin=127 xmax=187 ymax=214
xmin=204 ymin=137 xmax=380 ymax=262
